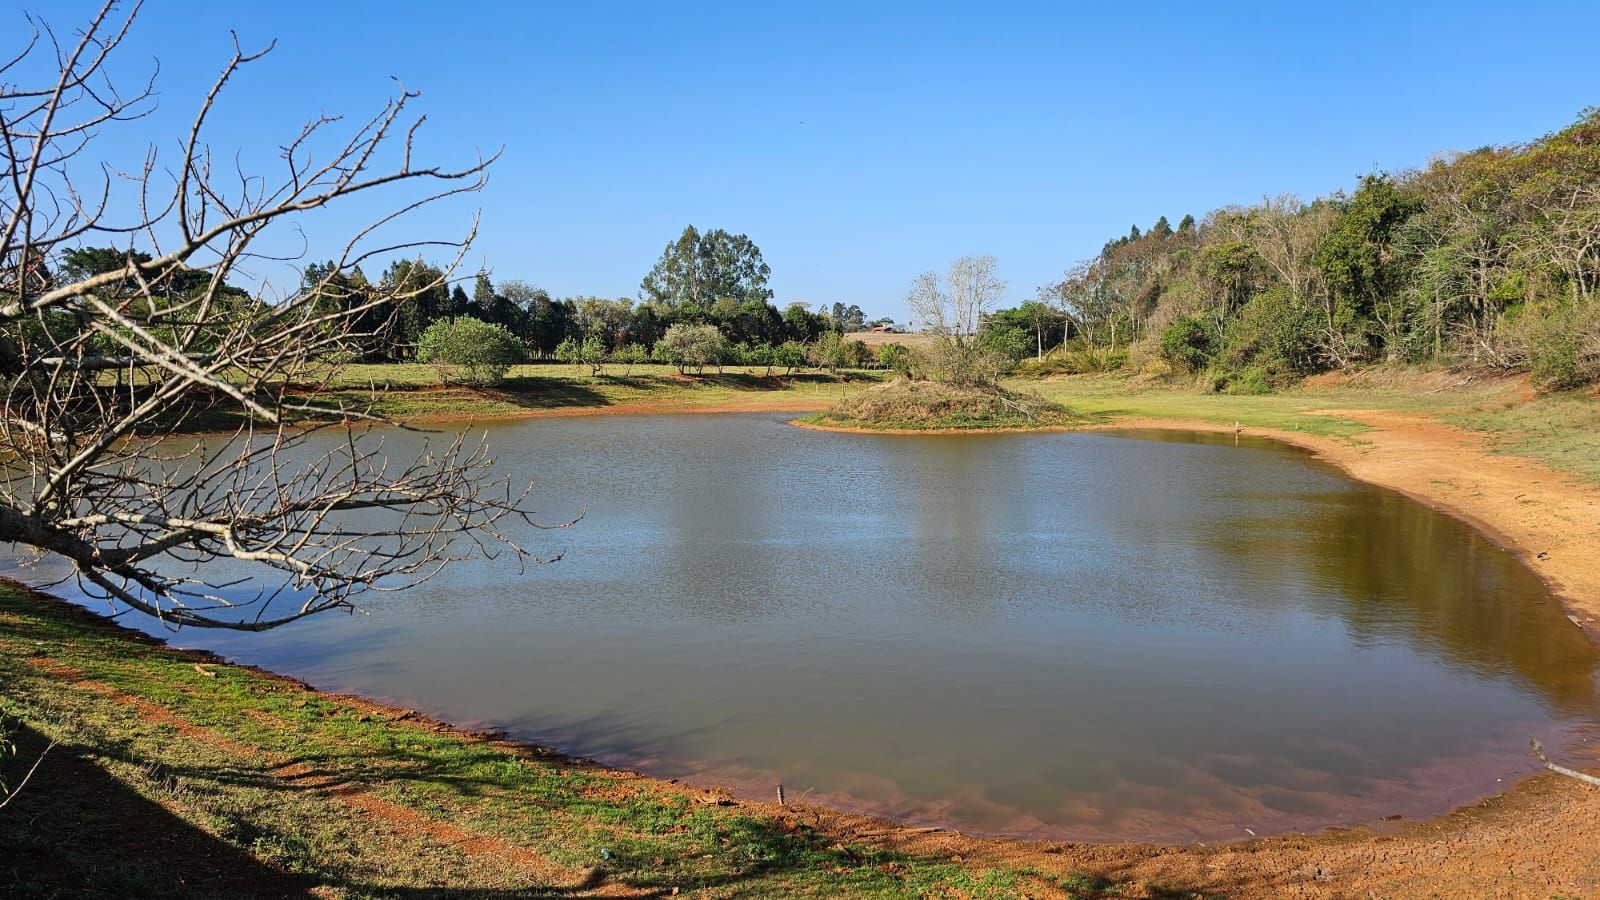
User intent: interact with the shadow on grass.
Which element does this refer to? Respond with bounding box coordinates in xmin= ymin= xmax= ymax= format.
xmin=122 ymin=742 xmax=1213 ymax=897
xmin=2 ymin=703 xmax=865 ymax=897
xmin=481 ymin=376 xmax=614 ymax=409
xmin=127 ymin=747 xmax=900 ymax=896
xmin=0 ymin=721 xmax=318 ymax=900
xmin=490 ymin=370 xmax=875 ymax=406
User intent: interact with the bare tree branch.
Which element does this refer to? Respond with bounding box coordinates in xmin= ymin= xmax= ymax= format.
xmin=0 ymin=4 xmax=557 ymax=631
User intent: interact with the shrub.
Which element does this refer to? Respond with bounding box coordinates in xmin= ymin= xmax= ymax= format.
xmin=1013 ymin=354 xmax=1073 ymax=377
xmin=1219 ymin=286 xmax=1322 ymax=380
xmin=1069 ymin=346 xmax=1127 ymax=373
xmin=1504 ymin=302 xmax=1600 ymax=392
xmin=1159 ymin=316 xmax=1213 ymax=372
xmin=806 ymin=332 xmax=851 ymax=372
xmin=847 ymin=339 xmax=872 ymax=369
xmin=877 ymin=342 xmax=912 ymax=376
xmin=1531 ymin=334 xmax=1585 ymax=390
xmin=612 ymin=342 xmax=650 ymax=375
xmin=912 ymin=339 xmax=1020 ymax=386
xmin=416 ymin=317 xmax=524 ymax=385
xmin=656 ymin=323 xmax=726 ymax=373
xmin=1209 ymin=365 xmax=1273 ymax=395
xmin=740 ymin=343 xmax=782 ymax=374
xmin=978 ymin=326 xmax=1031 ymax=363
xmin=774 ymin=340 xmax=807 ymax=374
xmin=555 ymin=334 xmax=606 ymax=375
xmin=1014 ymin=345 xmax=1128 ymax=377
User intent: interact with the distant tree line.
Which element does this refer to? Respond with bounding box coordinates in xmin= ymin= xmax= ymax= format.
xmin=44 ymin=223 xmax=897 ymax=387
xmin=294 ymin=224 xmax=886 ymax=373
xmin=978 ymin=109 xmax=1600 ymax=391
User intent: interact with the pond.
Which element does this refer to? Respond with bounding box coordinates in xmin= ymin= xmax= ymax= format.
xmin=17 ymin=413 xmax=1600 ymax=841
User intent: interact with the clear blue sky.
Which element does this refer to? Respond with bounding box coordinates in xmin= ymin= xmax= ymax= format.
xmin=38 ymin=1 xmax=1600 ymax=319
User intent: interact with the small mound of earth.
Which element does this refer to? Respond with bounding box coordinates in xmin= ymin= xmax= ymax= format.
xmin=806 ymin=379 xmax=1080 ymax=431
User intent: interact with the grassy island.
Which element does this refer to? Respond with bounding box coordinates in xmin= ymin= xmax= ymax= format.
xmin=798 ymin=379 xmax=1083 ymax=432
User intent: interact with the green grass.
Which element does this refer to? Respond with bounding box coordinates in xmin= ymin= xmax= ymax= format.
xmin=1019 ymin=375 xmax=1374 ymax=439
xmin=1018 ymin=370 xmax=1600 ymax=485
xmin=0 ymin=582 xmax=1149 ymax=898
xmin=315 ymin=363 xmax=881 ymax=422
xmin=1442 ymin=393 xmax=1600 ymax=485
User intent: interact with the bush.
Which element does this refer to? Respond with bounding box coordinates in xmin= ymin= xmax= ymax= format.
xmin=1531 ymin=334 xmax=1586 ymax=390
xmin=1013 ymin=354 xmax=1073 ymax=377
xmin=555 ymin=334 xmax=606 ymax=375
xmin=612 ymin=342 xmax=650 ymax=375
xmin=774 ymin=340 xmax=806 ymax=374
xmin=1013 ymin=345 xmax=1128 ymax=377
xmin=740 ymin=343 xmax=772 ymax=371
xmin=806 ymin=332 xmax=851 ymax=372
xmin=1209 ymin=365 xmax=1274 ymax=395
xmin=1218 ymin=286 xmax=1322 ymax=380
xmin=1505 ymin=303 xmax=1600 ymax=392
xmin=1068 ymin=346 xmax=1127 ymax=373
xmin=655 ymin=323 xmax=726 ymax=373
xmin=978 ymin=326 xmax=1031 ymax=363
xmin=1159 ymin=316 xmax=1213 ymax=371
xmin=912 ymin=338 xmax=1021 ymax=386
xmin=847 ymin=339 xmax=872 ymax=369
xmin=416 ymin=317 xmax=524 ymax=385
xmin=877 ymin=342 xmax=912 ymax=376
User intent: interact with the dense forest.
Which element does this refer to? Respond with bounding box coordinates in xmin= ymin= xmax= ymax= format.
xmin=1010 ymin=108 xmax=1600 ymax=392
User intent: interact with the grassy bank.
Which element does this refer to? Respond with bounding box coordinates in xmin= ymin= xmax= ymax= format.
xmin=314 ymin=363 xmax=880 ymax=422
xmin=0 ymin=582 xmax=1165 ymax=899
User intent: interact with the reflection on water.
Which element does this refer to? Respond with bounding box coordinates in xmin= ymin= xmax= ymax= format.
xmin=9 ymin=414 xmax=1598 ymax=842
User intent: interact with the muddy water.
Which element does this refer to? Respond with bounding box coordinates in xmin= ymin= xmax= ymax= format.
xmin=28 ymin=414 xmax=1600 ymax=841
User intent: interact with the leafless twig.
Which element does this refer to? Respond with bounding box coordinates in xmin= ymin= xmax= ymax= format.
xmin=0 ymin=738 xmax=56 ymax=811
